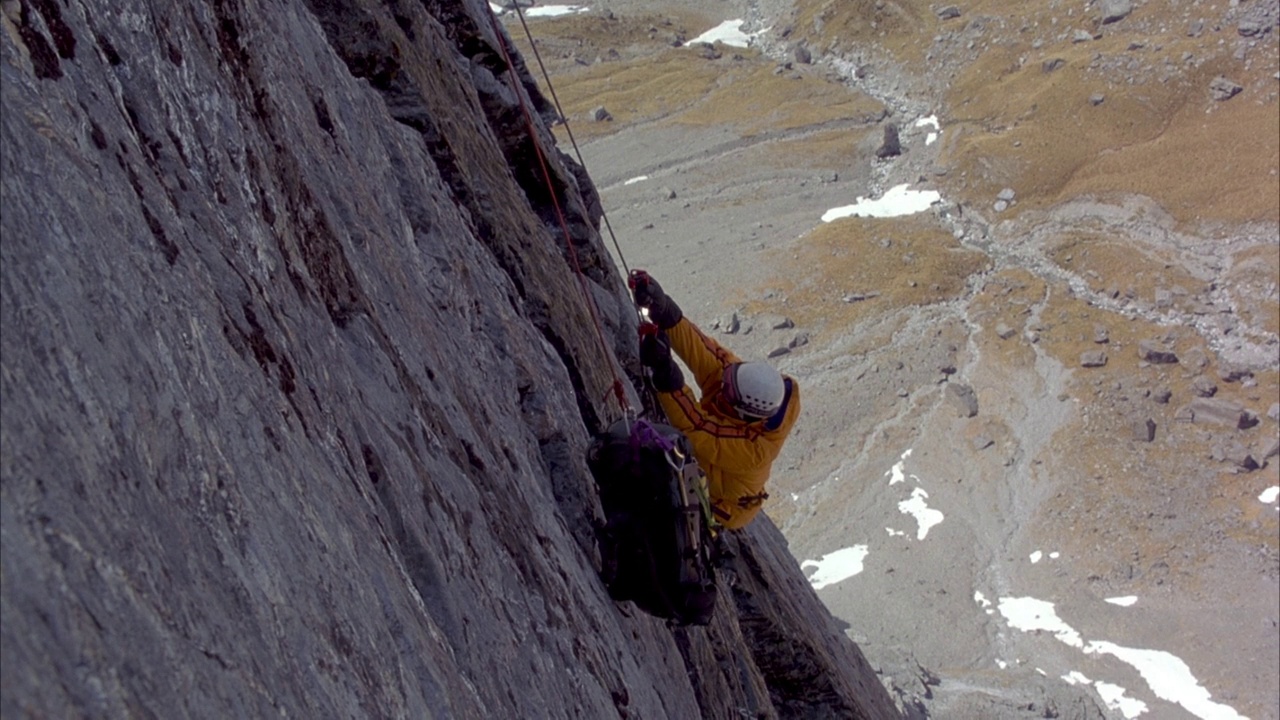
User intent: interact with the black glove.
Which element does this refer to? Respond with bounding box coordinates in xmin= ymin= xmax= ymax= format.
xmin=629 ymin=270 xmax=683 ymax=329
xmin=639 ymin=329 xmax=684 ymax=393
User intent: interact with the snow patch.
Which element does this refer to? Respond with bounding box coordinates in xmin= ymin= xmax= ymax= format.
xmin=822 ymin=184 xmax=942 ymax=221
xmin=897 ymin=487 xmax=944 ymax=540
xmin=885 ymin=448 xmax=912 ymax=484
xmin=524 ymin=4 xmax=589 ymax=17
xmin=1095 ymin=681 xmax=1149 ymax=719
xmin=1106 ymin=596 xmax=1138 ymax=607
xmin=1085 ymin=641 xmax=1248 ymax=720
xmin=1062 ymin=670 xmax=1091 ymax=685
xmin=998 ymin=596 xmax=1084 ymax=648
xmin=689 ymin=19 xmax=761 ymax=47
xmin=801 ymin=545 xmax=870 ymax=590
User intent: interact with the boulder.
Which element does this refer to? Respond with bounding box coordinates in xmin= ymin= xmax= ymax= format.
xmin=1191 ymin=376 xmax=1218 ymax=397
xmin=1100 ymin=0 xmax=1134 ymax=24
xmin=876 ymin=123 xmax=902 ymax=159
xmin=1080 ymin=350 xmax=1108 ymax=368
xmin=1212 ymin=442 xmax=1259 ymax=471
xmin=1133 ymin=418 xmax=1156 ymax=442
xmin=1138 ymin=340 xmax=1178 ymax=364
xmin=1210 ymin=76 xmax=1243 ymax=101
xmin=946 ymin=383 xmax=980 ymax=418
xmin=1182 ymin=397 xmax=1253 ymax=428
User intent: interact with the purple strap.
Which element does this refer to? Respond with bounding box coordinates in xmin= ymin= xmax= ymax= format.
xmin=629 ymin=418 xmax=675 ymax=462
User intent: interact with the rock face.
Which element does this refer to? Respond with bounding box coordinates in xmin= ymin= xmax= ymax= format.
xmin=0 ymin=2 xmax=899 ymax=719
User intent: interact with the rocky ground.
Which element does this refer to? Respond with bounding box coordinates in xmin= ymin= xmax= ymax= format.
xmin=506 ymin=0 xmax=1279 ymax=717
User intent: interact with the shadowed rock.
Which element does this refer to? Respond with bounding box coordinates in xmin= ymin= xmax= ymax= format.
xmin=876 ymin=123 xmax=902 ymax=158
xmin=1138 ymin=340 xmax=1179 ymax=364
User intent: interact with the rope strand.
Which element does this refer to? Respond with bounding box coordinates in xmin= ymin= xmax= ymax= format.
xmin=485 ymin=6 xmax=632 ymax=417
xmin=509 ymin=6 xmax=631 ymax=278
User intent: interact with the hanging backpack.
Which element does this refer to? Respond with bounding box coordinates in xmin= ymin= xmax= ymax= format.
xmin=588 ymin=417 xmax=718 ymax=626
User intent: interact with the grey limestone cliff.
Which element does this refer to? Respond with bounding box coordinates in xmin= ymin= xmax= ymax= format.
xmin=0 ymin=1 xmax=899 ymax=717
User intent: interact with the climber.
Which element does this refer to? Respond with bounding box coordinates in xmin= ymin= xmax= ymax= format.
xmin=630 ymin=270 xmax=801 ymax=531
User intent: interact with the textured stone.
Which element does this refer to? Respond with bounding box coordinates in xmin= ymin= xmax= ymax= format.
xmin=946 ymin=383 xmax=980 ymax=418
xmin=1191 ymin=376 xmax=1218 ymax=397
xmin=1138 ymin=340 xmax=1179 ymax=364
xmin=876 ymin=123 xmax=902 ymax=158
xmin=0 ymin=3 xmax=898 ymax=718
xmin=1133 ymin=418 xmax=1157 ymax=442
xmin=1100 ymin=0 xmax=1134 ymax=24
xmin=1182 ymin=397 xmax=1252 ymax=428
xmin=1210 ymin=76 xmax=1244 ymax=101
xmin=1080 ymin=350 xmax=1108 ymax=367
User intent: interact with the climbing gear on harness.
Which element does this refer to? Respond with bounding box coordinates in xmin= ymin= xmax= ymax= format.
xmin=722 ymin=361 xmax=785 ymax=419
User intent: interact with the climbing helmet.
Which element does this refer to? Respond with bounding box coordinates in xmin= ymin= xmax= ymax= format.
xmin=723 ymin=362 xmax=784 ymax=419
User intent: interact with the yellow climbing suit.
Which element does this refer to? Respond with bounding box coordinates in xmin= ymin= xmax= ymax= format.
xmin=655 ymin=317 xmax=800 ymax=530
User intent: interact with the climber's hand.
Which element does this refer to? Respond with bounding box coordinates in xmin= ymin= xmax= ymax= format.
xmin=628 ymin=270 xmax=682 ymax=329
xmin=638 ymin=328 xmax=683 ymax=392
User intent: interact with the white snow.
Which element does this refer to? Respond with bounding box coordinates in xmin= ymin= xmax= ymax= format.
xmin=689 ymin=19 xmax=760 ymax=48
xmin=998 ymin=596 xmax=1085 ymax=648
xmin=1062 ymin=670 xmax=1091 ymax=685
xmin=1030 ymin=550 xmax=1043 ymax=563
xmin=885 ymin=527 xmax=905 ymax=537
xmin=822 ymin=184 xmax=942 ymax=221
xmin=1095 ymin=681 xmax=1150 ymax=719
xmin=1106 ymin=596 xmax=1139 ymax=607
xmin=897 ymin=487 xmax=944 ymax=540
xmin=1259 ymin=486 xmax=1279 ymax=504
xmin=624 ymin=175 xmax=649 ymax=185
xmin=996 ymin=595 xmax=1249 ymax=719
xmin=801 ymin=545 xmax=870 ymax=590
xmin=1085 ymin=641 xmax=1249 ymax=720
xmin=490 ymin=3 xmax=589 ymax=17
xmin=525 ymin=5 xmax=588 ymax=17
xmin=885 ymin=448 xmax=913 ymax=484
xmin=914 ymin=115 xmax=940 ymax=144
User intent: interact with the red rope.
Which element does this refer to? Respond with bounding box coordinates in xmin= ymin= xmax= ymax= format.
xmin=484 ymin=7 xmax=631 ymax=418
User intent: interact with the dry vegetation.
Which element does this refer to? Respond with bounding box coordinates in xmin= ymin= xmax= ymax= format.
xmin=781 ymin=0 xmax=1280 ymax=227
xmin=755 ymin=214 xmax=991 ymax=338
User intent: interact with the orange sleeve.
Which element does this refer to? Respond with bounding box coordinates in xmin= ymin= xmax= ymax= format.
xmin=664 ymin=318 xmax=741 ymax=398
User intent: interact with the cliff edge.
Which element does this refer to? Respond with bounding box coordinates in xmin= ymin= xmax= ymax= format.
xmin=0 ymin=1 xmax=898 ymax=717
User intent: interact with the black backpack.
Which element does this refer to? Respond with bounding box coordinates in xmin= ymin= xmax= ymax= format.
xmin=588 ymin=417 xmax=718 ymax=626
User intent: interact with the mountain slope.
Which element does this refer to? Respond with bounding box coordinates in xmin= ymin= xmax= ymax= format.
xmin=0 ymin=1 xmax=899 ymax=717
